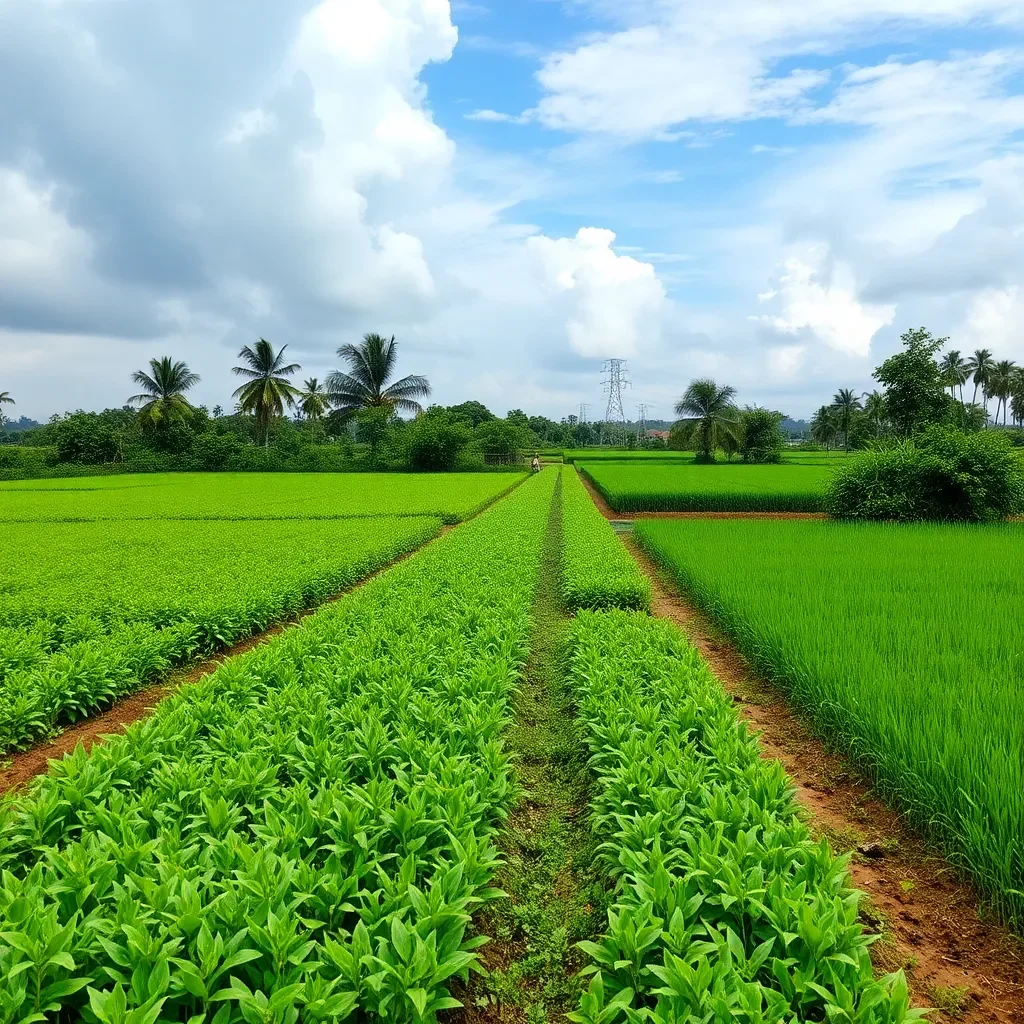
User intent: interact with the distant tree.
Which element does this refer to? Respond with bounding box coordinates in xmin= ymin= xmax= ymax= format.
xmin=862 ymin=390 xmax=887 ymax=436
xmin=232 ymin=339 xmax=302 ymax=448
xmin=51 ymin=411 xmax=128 ymax=464
xmin=811 ymin=405 xmax=840 ymax=450
xmin=326 ymin=333 xmax=430 ymax=420
xmin=988 ymin=360 xmax=1018 ymax=427
xmin=506 ymin=409 xmax=530 ymax=429
xmin=1011 ymin=369 xmax=1024 ymax=427
xmin=739 ymin=407 xmax=786 ymax=463
xmin=0 ymin=392 xmax=13 ymax=409
xmin=475 ymin=418 xmax=531 ymax=461
xmin=831 ymin=388 xmax=863 ymax=452
xmin=128 ymin=357 xmax=201 ymax=428
xmin=939 ymin=350 xmax=968 ymax=404
xmin=673 ymin=379 xmax=739 ymax=463
xmin=873 ymin=327 xmax=950 ymax=437
xmin=965 ymin=349 xmax=994 ymax=414
xmin=446 ymin=400 xmax=494 ymax=428
xmin=212 ymin=404 xmax=224 ymax=419
xmin=298 ymin=378 xmax=329 ymax=437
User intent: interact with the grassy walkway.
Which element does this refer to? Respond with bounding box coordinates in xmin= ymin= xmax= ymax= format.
xmin=465 ymin=474 xmax=608 ymax=1024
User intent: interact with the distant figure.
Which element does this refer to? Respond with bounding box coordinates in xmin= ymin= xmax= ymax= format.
xmin=531 ymin=455 xmax=540 ymax=473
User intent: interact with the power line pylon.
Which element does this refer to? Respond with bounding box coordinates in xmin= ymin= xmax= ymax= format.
xmin=601 ymin=359 xmax=629 ymax=423
xmin=636 ymin=403 xmax=648 ymax=442
xmin=579 ymin=403 xmax=589 ymax=425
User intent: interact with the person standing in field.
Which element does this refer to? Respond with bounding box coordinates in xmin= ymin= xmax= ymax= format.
xmin=531 ymin=454 xmax=540 ymax=473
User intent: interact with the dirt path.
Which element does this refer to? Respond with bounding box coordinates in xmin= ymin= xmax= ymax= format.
xmin=576 ymin=470 xmax=828 ymax=520
xmin=459 ymin=475 xmax=604 ymax=1024
xmin=1 ymin=519 xmax=468 ymax=794
xmin=623 ymin=536 xmax=1024 ymax=1023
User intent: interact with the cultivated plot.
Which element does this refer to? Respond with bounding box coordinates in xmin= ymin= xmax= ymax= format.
xmin=581 ymin=461 xmax=834 ymax=512
xmin=635 ymin=517 xmax=1024 ymax=929
xmin=0 ymin=471 xmax=525 ymax=523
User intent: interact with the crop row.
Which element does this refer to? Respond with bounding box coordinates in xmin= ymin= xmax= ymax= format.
xmin=560 ymin=467 xmax=650 ymax=611
xmin=0 ymin=472 xmax=525 ymax=524
xmin=565 ymin=609 xmax=921 ymax=1023
xmin=635 ymin=517 xmax=1024 ymax=931
xmin=579 ymin=462 xmax=831 ymax=513
xmin=0 ymin=516 xmax=442 ymax=754
xmin=0 ymin=468 xmax=557 ymax=1023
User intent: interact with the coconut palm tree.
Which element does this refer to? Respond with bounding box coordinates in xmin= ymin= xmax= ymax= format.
xmin=938 ymin=350 xmax=968 ymax=403
xmin=325 ymin=333 xmax=431 ymax=420
xmin=232 ymin=339 xmax=302 ymax=447
xmin=988 ymin=360 xmax=1018 ymax=426
xmin=0 ymin=392 xmax=13 ymax=407
xmin=128 ymin=357 xmax=200 ymax=428
xmin=831 ymin=388 xmax=862 ymax=452
xmin=1010 ymin=368 xmax=1024 ymax=427
xmin=299 ymin=378 xmax=329 ymax=438
xmin=965 ymin=349 xmax=994 ymax=418
xmin=862 ymin=390 xmax=887 ymax=436
xmin=673 ymin=379 xmax=739 ymax=463
xmin=811 ymin=405 xmax=840 ymax=451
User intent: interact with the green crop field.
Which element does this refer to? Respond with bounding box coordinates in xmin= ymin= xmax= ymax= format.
xmin=0 ymin=471 xmax=524 ymax=524
xmin=0 ymin=516 xmax=442 ymax=753
xmin=580 ymin=461 xmax=834 ymax=512
xmin=635 ymin=518 xmax=1024 ymax=929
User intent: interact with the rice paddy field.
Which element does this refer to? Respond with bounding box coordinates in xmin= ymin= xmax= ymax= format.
xmin=635 ymin=517 xmax=1024 ymax=930
xmin=0 ymin=470 xmax=524 ymax=523
xmin=581 ymin=460 xmax=835 ymax=511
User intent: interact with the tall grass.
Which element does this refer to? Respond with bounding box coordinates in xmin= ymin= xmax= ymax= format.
xmin=581 ymin=462 xmax=833 ymax=512
xmin=634 ymin=518 xmax=1024 ymax=930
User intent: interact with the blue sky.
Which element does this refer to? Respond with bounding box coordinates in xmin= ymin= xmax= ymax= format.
xmin=2 ymin=0 xmax=1023 ymax=422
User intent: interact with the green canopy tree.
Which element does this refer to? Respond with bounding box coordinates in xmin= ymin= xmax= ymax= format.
xmin=128 ymin=357 xmax=201 ymax=428
xmin=673 ymin=379 xmax=739 ymax=463
xmin=965 ymin=349 xmax=994 ymax=414
xmin=831 ymin=388 xmax=863 ymax=452
xmin=873 ymin=327 xmax=950 ymax=437
xmin=232 ymin=339 xmax=302 ymax=447
xmin=298 ymin=378 xmax=329 ymax=438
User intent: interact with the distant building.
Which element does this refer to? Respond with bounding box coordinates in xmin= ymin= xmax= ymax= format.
xmin=645 ymin=429 xmax=670 ymax=440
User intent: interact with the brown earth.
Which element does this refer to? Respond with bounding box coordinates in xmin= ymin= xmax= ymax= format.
xmin=1 ymin=517 xmax=468 ymax=794
xmin=624 ymin=536 xmax=1024 ymax=1023
xmin=577 ymin=471 xmax=828 ymax=520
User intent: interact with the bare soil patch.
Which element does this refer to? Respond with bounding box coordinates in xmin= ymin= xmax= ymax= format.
xmin=625 ymin=537 xmax=1024 ymax=1023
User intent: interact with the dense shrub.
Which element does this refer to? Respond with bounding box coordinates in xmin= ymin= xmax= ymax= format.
xmin=406 ymin=413 xmax=473 ymax=470
xmin=828 ymin=426 xmax=1024 ymax=521
xmin=740 ymin=407 xmax=785 ymax=463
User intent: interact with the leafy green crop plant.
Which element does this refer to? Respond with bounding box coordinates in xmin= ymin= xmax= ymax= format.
xmin=561 ymin=467 xmax=650 ymax=611
xmin=0 ymin=516 xmax=443 ymax=753
xmin=566 ymin=610 xmax=927 ymax=1023
xmin=0 ymin=469 xmax=558 ymax=1023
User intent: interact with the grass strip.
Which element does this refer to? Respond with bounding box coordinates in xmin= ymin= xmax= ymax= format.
xmin=565 ymin=609 xmax=924 ymax=1023
xmin=0 ymin=470 xmax=556 ymax=1024
xmin=561 ymin=468 xmax=650 ymax=612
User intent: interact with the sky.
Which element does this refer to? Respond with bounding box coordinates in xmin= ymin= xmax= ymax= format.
xmin=2 ymin=0 xmax=1023 ymax=423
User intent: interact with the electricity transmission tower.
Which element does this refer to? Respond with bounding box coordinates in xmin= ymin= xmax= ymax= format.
xmin=579 ymin=403 xmax=589 ymax=425
xmin=636 ymin=403 xmax=648 ymax=442
xmin=601 ymin=359 xmax=629 ymax=423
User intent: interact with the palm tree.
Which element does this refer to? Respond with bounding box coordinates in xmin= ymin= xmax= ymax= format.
xmin=862 ymin=390 xmax=887 ymax=436
xmin=232 ymin=339 xmax=302 ymax=447
xmin=673 ymin=379 xmax=739 ymax=463
xmin=831 ymin=388 xmax=862 ymax=452
xmin=0 ymin=392 xmax=13 ymax=407
xmin=811 ymin=405 xmax=840 ymax=451
xmin=1010 ymin=368 xmax=1024 ymax=427
xmin=128 ymin=357 xmax=200 ymax=428
xmin=325 ymin=333 xmax=431 ymax=420
xmin=989 ymin=360 xmax=1018 ymax=426
xmin=299 ymin=378 xmax=329 ymax=438
xmin=965 ymin=349 xmax=994 ymax=418
xmin=938 ymin=350 xmax=968 ymax=404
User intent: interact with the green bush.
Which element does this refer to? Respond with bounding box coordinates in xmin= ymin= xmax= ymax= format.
xmin=828 ymin=426 xmax=1024 ymax=521
xmin=406 ymin=412 xmax=473 ymax=470
xmin=740 ymin=407 xmax=785 ymax=464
